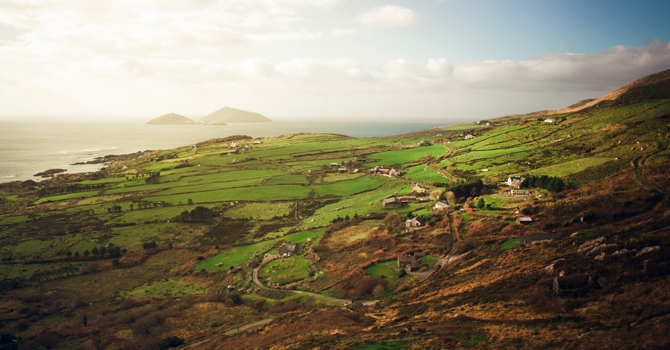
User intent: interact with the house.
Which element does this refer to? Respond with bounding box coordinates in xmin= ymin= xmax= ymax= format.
xmin=507 ymin=176 xmax=526 ymax=189
xmin=413 ymin=184 xmax=427 ymax=193
xmin=405 ymin=217 xmax=426 ymax=230
xmin=121 ymin=166 xmax=128 ymax=170
xmin=481 ymin=169 xmax=489 ymax=172
xmin=397 ymin=254 xmax=420 ymax=272
xmin=389 ymin=168 xmax=400 ymax=176
xmin=382 ymin=197 xmax=402 ymax=209
xmin=435 ymin=201 xmax=450 ymax=210
xmin=232 ymin=158 xmax=240 ymax=164
xmin=516 ymin=216 xmax=533 ymax=224
xmin=227 ymin=285 xmax=236 ymax=291
xmin=510 ymin=190 xmax=528 ymax=196
xmin=414 ymin=252 xmax=427 ymax=258
xmin=278 ymin=241 xmax=297 ymax=257
xmin=330 ymin=162 xmax=340 ymax=167
xmin=520 ymin=232 xmax=560 ymax=245
xmin=418 ymin=140 xmax=431 ymax=146
xmin=464 ymin=134 xmax=475 ymax=140
xmin=338 ymin=168 xmax=347 ymax=173
xmin=352 ymin=169 xmax=359 ymax=173
xmin=544 ymin=118 xmax=556 ymax=124
xmin=432 ymin=140 xmax=441 ymax=145
xmin=253 ymin=141 xmax=262 ymax=144
xmin=399 ymin=196 xmax=417 ymax=203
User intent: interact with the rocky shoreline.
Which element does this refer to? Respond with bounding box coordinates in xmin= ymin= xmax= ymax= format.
xmin=69 ymin=151 xmax=149 ymax=165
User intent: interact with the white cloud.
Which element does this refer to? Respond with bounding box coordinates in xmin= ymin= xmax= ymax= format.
xmin=330 ymin=28 xmax=357 ymax=36
xmin=357 ymin=5 xmax=425 ymax=27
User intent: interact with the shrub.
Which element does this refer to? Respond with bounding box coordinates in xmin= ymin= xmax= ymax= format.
xmin=15 ymin=319 xmax=29 ymax=332
xmin=398 ymin=269 xmax=406 ymax=278
xmin=158 ymin=336 xmax=185 ymax=350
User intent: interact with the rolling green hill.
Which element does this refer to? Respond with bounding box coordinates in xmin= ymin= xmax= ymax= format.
xmin=1 ymin=71 xmax=669 ymax=349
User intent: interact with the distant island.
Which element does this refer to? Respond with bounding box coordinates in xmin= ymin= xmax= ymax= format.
xmin=146 ymin=113 xmax=199 ymax=125
xmin=199 ymin=107 xmax=271 ymax=124
xmin=146 ymin=108 xmax=271 ymax=125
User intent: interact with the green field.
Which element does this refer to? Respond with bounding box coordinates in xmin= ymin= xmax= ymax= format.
xmin=259 ymin=256 xmax=311 ymax=285
xmin=366 ymin=145 xmax=447 ymax=166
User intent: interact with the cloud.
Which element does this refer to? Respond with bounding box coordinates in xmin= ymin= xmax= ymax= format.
xmin=357 ymin=5 xmax=425 ymax=27
xmin=330 ymin=28 xmax=357 ymax=36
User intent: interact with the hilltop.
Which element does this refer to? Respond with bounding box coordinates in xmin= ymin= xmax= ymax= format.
xmin=0 ymin=71 xmax=668 ymax=349
xmin=146 ymin=113 xmax=198 ymax=125
xmin=199 ymin=107 xmax=271 ymax=124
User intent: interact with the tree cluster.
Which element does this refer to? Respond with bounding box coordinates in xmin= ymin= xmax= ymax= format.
xmin=30 ymin=266 xmax=80 ymax=282
xmin=144 ymin=172 xmax=161 ymax=184
xmin=173 ymin=206 xmax=214 ymax=222
xmin=38 ymin=184 xmax=104 ymax=197
xmin=520 ymin=175 xmax=565 ymax=192
xmin=449 ymin=177 xmax=484 ymax=198
xmin=142 ymin=241 xmax=157 ymax=250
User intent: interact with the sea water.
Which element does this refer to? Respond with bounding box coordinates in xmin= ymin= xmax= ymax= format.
xmin=0 ymin=117 xmax=453 ymax=183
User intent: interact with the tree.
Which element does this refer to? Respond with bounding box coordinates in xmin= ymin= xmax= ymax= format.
xmin=470 ymin=186 xmax=479 ymax=197
xmin=398 ymin=269 xmax=407 ymax=278
xmin=477 ymin=197 xmax=485 ymax=209
xmin=91 ymin=247 xmax=99 ymax=256
xmin=83 ymin=250 xmax=90 ymax=256
xmin=111 ymin=258 xmax=119 ymax=267
xmin=187 ymin=198 xmax=194 ymax=205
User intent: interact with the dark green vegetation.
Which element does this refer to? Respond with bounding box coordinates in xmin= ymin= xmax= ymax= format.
xmin=1 ymin=71 xmax=670 ymax=349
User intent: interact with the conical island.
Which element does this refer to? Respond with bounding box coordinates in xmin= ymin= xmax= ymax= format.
xmin=199 ymin=107 xmax=271 ymax=124
xmin=146 ymin=113 xmax=199 ymax=125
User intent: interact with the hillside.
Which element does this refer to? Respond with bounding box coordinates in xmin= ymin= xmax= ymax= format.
xmin=0 ymin=71 xmax=669 ymax=349
xmin=199 ymin=107 xmax=271 ymax=124
xmin=146 ymin=113 xmax=198 ymax=125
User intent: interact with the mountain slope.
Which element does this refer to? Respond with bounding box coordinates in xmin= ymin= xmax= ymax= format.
xmin=199 ymin=107 xmax=271 ymax=124
xmin=146 ymin=113 xmax=198 ymax=125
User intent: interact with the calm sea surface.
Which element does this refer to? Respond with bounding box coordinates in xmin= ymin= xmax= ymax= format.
xmin=0 ymin=118 xmax=450 ymax=183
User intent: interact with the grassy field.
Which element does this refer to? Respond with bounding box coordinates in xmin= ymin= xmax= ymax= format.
xmin=121 ymin=278 xmax=207 ymax=298
xmin=366 ymin=145 xmax=447 ymax=167
xmin=34 ymin=191 xmax=100 ymax=204
xmin=265 ymin=174 xmax=308 ymax=185
xmin=402 ymin=164 xmax=449 ymax=183
xmin=259 ymin=256 xmax=311 ymax=285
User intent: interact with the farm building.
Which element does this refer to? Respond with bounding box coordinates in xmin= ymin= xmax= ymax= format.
xmin=464 ymin=134 xmax=475 ymax=139
xmin=516 ymin=216 xmax=533 ymax=224
xmin=397 ymin=254 xmax=420 ymax=272
xmin=382 ymin=197 xmax=402 ymax=208
xmin=507 ymin=176 xmax=526 ymax=189
xmin=435 ymin=202 xmax=450 ymax=210
xmin=278 ymin=241 xmax=298 ymax=257
xmin=510 ymin=190 xmax=528 ymax=196
xmin=338 ymin=168 xmax=347 ymax=173
xmin=418 ymin=140 xmax=431 ymax=146
xmin=405 ymin=217 xmax=426 ymax=230
xmin=413 ymin=184 xmax=427 ymax=193
xmin=399 ymin=196 xmax=417 ymax=203
xmin=520 ymin=232 xmax=560 ymax=245
xmin=544 ymin=119 xmax=556 ymax=123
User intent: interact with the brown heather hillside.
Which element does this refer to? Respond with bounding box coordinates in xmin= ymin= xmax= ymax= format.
xmin=500 ymin=69 xmax=670 ymax=119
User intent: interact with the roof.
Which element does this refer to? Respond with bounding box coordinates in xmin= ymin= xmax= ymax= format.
xmin=435 ymin=202 xmax=449 ymax=207
xmin=407 ymin=217 xmax=426 ymax=225
xmin=518 ymin=216 xmax=533 ymax=222
xmin=524 ymin=232 xmax=560 ymax=241
xmin=382 ymin=197 xmax=400 ymax=204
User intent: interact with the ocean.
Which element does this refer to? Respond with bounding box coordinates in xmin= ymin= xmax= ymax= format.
xmin=0 ymin=117 xmax=453 ymax=183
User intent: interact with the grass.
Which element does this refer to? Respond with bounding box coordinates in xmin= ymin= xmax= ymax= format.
xmin=312 ymin=176 xmax=383 ymax=197
xmin=121 ymin=278 xmax=207 ymax=299
xmin=365 ymin=260 xmax=403 ymax=284
xmin=265 ymin=174 xmax=308 ymax=185
xmin=498 ymin=238 xmax=521 ymax=250
xmin=366 ymin=145 xmax=447 ymax=167
xmin=402 ymin=164 xmax=450 ymax=183
xmin=196 ymin=230 xmax=325 ymax=271
xmin=34 ymin=191 xmax=100 ymax=204
xmin=146 ymin=184 xmax=313 ymax=204
xmin=259 ymin=255 xmax=311 ymax=285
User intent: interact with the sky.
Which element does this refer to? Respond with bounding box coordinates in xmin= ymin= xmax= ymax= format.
xmin=1 ymin=0 xmax=669 ymax=122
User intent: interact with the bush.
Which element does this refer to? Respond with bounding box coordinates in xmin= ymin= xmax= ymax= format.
xmin=398 ymin=269 xmax=406 ymax=278
xmin=158 ymin=336 xmax=185 ymax=350
xmin=15 ymin=319 xmax=29 ymax=332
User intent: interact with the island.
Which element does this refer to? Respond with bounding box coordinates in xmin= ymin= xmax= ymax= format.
xmin=199 ymin=107 xmax=271 ymax=124
xmin=146 ymin=113 xmax=199 ymax=125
